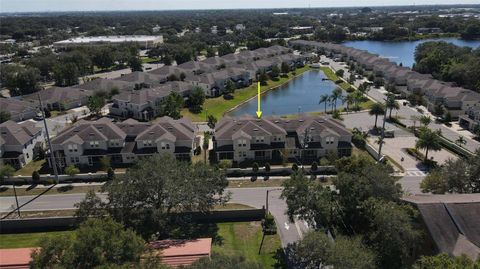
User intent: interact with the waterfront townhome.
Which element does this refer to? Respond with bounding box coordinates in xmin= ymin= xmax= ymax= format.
xmin=0 ymin=98 xmax=38 ymax=122
xmin=213 ymin=115 xmax=352 ymax=164
xmin=0 ymin=121 xmax=44 ymax=168
xmin=23 ymin=86 xmax=92 ymax=111
xmin=459 ymin=106 xmax=480 ymax=131
xmin=177 ymin=60 xmax=216 ymax=76
xmin=184 ymin=67 xmax=252 ymax=97
xmin=50 ymin=117 xmax=196 ymax=168
xmin=110 ymin=82 xmax=193 ymax=121
xmin=147 ymin=65 xmax=185 ymax=83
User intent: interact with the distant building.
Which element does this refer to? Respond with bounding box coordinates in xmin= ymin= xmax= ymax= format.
xmin=53 ymin=35 xmax=164 ymax=49
xmin=459 ymin=106 xmax=480 ymax=131
xmin=1 ymin=120 xmax=44 ymax=169
xmin=235 ymin=24 xmax=246 ymax=31
xmin=417 ymin=27 xmax=443 ymax=34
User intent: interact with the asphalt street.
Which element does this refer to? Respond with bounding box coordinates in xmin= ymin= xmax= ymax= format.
xmin=0 ymin=187 xmax=307 ymax=247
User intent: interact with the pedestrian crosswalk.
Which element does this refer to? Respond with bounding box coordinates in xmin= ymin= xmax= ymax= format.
xmin=405 ymin=170 xmax=427 ymax=177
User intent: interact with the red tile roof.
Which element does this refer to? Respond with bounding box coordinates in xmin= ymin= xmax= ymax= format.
xmin=148 ymin=238 xmax=212 ymax=267
xmin=0 ymin=248 xmax=36 ymax=269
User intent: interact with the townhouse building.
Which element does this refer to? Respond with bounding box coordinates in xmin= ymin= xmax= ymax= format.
xmin=213 ymin=115 xmax=352 ymax=163
xmin=459 ymin=106 xmax=480 ymax=131
xmin=23 ymin=86 xmax=92 ymax=111
xmin=290 ymin=40 xmax=480 ymax=121
xmin=1 ymin=121 xmax=44 ymax=168
xmin=110 ymin=82 xmax=194 ymax=120
xmin=50 ymin=117 xmax=197 ymax=168
xmin=0 ymin=98 xmax=37 ymax=122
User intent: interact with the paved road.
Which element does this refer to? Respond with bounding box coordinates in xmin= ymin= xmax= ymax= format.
xmin=325 ymin=56 xmax=480 ymax=153
xmin=0 ymin=187 xmax=306 ymax=247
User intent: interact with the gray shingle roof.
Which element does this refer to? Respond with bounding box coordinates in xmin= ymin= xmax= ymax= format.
xmin=0 ymin=120 xmax=42 ymax=146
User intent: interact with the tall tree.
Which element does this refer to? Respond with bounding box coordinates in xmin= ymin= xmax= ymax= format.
xmin=319 ymin=94 xmax=330 ymax=113
xmin=128 ymin=56 xmax=143 ymax=72
xmin=53 ymin=62 xmax=80 ymax=86
xmin=289 ymin=231 xmax=376 ymax=269
xmin=159 ymin=91 xmax=184 ymax=119
xmin=369 ymin=102 xmax=385 ymax=129
xmin=188 ymin=87 xmax=206 ymax=113
xmin=88 ymin=154 xmax=229 ymax=238
xmin=30 ymin=217 xmax=145 ymax=269
xmin=330 ymin=87 xmax=343 ymax=112
xmin=87 ymin=95 xmax=106 ymax=117
xmin=415 ymin=128 xmax=442 ymax=161
xmin=385 ymin=93 xmax=400 ymax=119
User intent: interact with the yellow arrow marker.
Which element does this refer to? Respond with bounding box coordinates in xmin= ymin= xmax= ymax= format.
xmin=256 ymin=82 xmax=262 ymax=118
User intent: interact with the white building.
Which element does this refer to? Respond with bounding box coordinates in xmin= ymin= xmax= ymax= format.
xmin=53 ymin=35 xmax=164 ymax=49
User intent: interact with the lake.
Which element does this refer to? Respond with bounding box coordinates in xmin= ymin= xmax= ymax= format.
xmin=227 ymin=70 xmax=340 ymax=117
xmin=343 ymin=38 xmax=480 ymax=67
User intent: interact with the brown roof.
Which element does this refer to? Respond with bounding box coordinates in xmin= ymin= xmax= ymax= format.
xmin=0 ymin=247 xmax=36 ymax=268
xmin=148 ymin=238 xmax=212 ymax=267
xmin=0 ymin=98 xmax=36 ymax=117
xmin=0 ymin=120 xmax=42 ymax=146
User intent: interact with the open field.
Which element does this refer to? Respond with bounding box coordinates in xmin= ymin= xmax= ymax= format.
xmin=181 ymin=66 xmax=311 ymax=122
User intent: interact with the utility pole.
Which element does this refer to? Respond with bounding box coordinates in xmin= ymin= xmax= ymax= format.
xmin=38 ymin=93 xmax=60 ymax=184
xmin=377 ymin=99 xmax=388 ymax=161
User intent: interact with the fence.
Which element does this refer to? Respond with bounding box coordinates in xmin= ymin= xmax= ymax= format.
xmin=0 ymin=209 xmax=266 ymax=233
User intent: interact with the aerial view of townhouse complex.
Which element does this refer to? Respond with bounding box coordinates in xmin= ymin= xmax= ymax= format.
xmin=0 ymin=3 xmax=480 ymax=269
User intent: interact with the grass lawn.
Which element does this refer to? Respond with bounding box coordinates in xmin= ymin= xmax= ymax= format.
xmin=14 ymin=159 xmax=46 ymax=176
xmin=213 ymin=222 xmax=283 ymax=268
xmin=0 ymin=231 xmax=74 ymax=249
xmin=181 ymin=66 xmax=311 ymax=122
xmin=320 ymin=67 xmax=351 ymax=90
xmin=140 ymin=57 xmax=160 ymax=64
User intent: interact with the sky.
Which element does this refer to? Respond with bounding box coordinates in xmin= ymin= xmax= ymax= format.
xmin=0 ymin=0 xmax=477 ymax=13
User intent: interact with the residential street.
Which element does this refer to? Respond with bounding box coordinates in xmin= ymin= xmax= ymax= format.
xmin=0 ymin=187 xmax=307 ymax=247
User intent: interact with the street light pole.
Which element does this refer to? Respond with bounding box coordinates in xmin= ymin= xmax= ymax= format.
xmin=377 ymin=99 xmax=388 ymax=161
xmin=38 ymin=93 xmax=60 ymax=184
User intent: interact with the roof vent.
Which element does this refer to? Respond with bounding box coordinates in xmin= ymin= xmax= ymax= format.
xmin=253 ymin=128 xmax=258 ymax=131
xmin=149 ymin=132 xmax=154 ymax=135
xmin=274 ymin=120 xmax=279 ymax=123
xmin=299 ymin=119 xmax=304 ymax=122
xmin=89 ymin=133 xmax=94 ymax=136
xmin=167 ymin=126 xmax=173 ymax=129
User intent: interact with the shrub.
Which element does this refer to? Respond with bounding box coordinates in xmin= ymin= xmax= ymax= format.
xmin=319 ymin=157 xmax=330 ymax=166
xmin=32 ymin=171 xmax=40 ymax=183
xmin=65 ymin=165 xmax=80 ymax=177
xmin=107 ymin=167 xmax=115 ymax=181
xmin=311 ymin=162 xmax=318 ymax=171
xmin=252 ymin=162 xmax=259 ymax=173
xmin=346 ymin=87 xmax=355 ymax=93
xmin=265 ymin=163 xmax=271 ymax=173
xmin=218 ymin=159 xmax=232 ymax=169
xmin=292 ymin=163 xmax=299 ymax=171
xmin=262 ymin=213 xmax=277 ymax=234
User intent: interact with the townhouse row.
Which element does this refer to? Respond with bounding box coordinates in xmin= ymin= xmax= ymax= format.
xmin=213 ymin=115 xmax=353 ymax=163
xmin=291 ymin=40 xmax=480 ymax=129
xmin=1 ymin=45 xmax=310 ymax=122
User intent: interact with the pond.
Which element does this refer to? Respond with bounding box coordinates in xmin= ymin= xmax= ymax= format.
xmin=343 ymin=38 xmax=480 ymax=68
xmin=227 ymin=70 xmax=341 ymax=117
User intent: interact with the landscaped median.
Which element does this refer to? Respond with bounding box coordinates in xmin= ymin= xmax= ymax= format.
xmin=181 ymin=66 xmax=311 ymax=122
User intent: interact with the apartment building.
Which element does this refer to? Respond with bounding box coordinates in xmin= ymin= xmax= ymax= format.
xmin=0 ymin=98 xmax=37 ymax=122
xmin=291 ymin=40 xmax=480 ymax=120
xmin=23 ymin=86 xmax=92 ymax=111
xmin=110 ymin=82 xmax=194 ymax=120
xmin=0 ymin=121 xmax=44 ymax=168
xmin=459 ymin=106 xmax=480 ymax=131
xmin=50 ymin=117 xmax=196 ymax=168
xmin=213 ymin=115 xmax=352 ymax=163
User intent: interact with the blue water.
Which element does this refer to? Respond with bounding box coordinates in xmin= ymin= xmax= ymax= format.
xmin=343 ymin=38 xmax=480 ymax=67
xmin=228 ymin=70 xmax=340 ymax=117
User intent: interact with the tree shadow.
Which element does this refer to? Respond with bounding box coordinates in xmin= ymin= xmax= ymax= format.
xmin=26 ymin=184 xmax=37 ymax=191
xmin=57 ymin=185 xmax=74 ymax=193
xmin=0 ymin=186 xmax=8 ymax=193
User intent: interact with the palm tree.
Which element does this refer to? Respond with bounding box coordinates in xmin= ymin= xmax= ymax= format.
xmin=358 ymin=82 xmax=370 ymax=96
xmin=415 ymin=128 xmax=442 ymax=162
xmin=330 ymin=87 xmax=343 ymax=112
xmin=319 ymin=94 xmax=330 ymax=113
xmin=369 ymin=102 xmax=385 ymax=129
xmin=420 ymin=115 xmax=432 ymax=127
xmin=455 ymin=136 xmax=466 ymax=147
xmin=352 ymin=91 xmax=363 ymax=111
xmin=344 ymin=93 xmax=355 ymax=113
xmin=385 ymin=94 xmax=400 ymax=119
